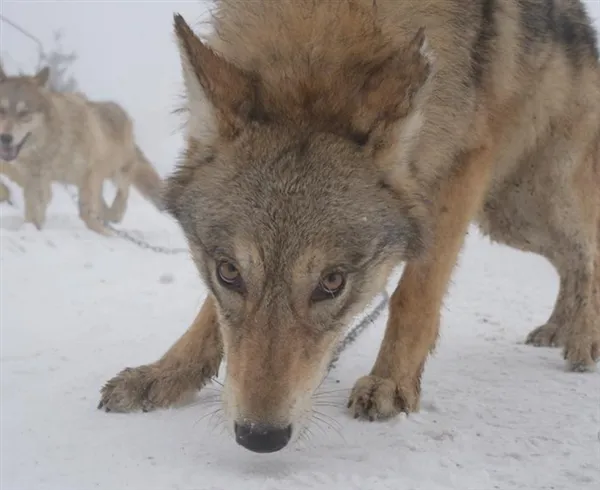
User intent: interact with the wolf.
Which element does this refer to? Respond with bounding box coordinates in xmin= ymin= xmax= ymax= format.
xmin=0 ymin=64 xmax=164 ymax=233
xmin=99 ymin=0 xmax=600 ymax=454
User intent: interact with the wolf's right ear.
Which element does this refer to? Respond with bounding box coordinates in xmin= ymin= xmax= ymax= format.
xmin=33 ymin=66 xmax=51 ymax=86
xmin=173 ymin=13 xmax=262 ymax=141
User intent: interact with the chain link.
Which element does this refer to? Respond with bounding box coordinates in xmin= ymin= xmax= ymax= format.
xmin=62 ymin=184 xmax=188 ymax=255
xmin=328 ymin=291 xmax=389 ymax=372
xmin=104 ymin=224 xmax=189 ymax=255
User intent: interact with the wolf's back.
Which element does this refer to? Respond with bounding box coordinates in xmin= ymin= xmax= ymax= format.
xmin=89 ymin=98 xmax=165 ymax=210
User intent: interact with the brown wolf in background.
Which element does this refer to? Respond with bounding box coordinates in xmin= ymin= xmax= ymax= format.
xmin=100 ymin=0 xmax=600 ymax=453
xmin=0 ymin=64 xmax=164 ymax=233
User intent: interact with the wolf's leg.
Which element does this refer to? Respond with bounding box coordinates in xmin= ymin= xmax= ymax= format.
xmin=0 ymin=161 xmax=24 ymax=204
xmin=530 ymin=220 xmax=599 ymax=370
xmin=348 ymin=146 xmax=494 ymax=420
xmin=526 ymin=276 xmax=570 ymax=348
xmin=0 ymin=181 xmax=12 ymax=205
xmin=594 ymin=239 xmax=600 ymax=353
xmin=526 ymin=244 xmax=599 ymax=371
xmin=23 ymin=177 xmax=52 ymax=230
xmin=596 ymin=235 xmax=600 ymax=325
xmin=558 ymin=262 xmax=598 ymax=371
xmin=101 ymin=170 xmax=131 ymax=224
xmin=103 ymin=187 xmax=129 ymax=223
xmin=0 ymin=161 xmax=25 ymax=188
xmin=99 ymin=196 xmax=113 ymax=222
xmin=521 ymin=145 xmax=600 ymax=370
xmin=480 ymin=170 xmax=599 ymax=370
xmin=552 ymin=167 xmax=600 ymax=371
xmin=78 ymin=169 xmax=110 ymax=235
xmin=98 ymin=295 xmax=222 ymax=413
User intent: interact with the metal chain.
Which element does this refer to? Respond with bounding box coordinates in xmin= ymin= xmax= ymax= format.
xmin=328 ymin=291 xmax=389 ymax=372
xmin=105 ymin=224 xmax=189 ymax=255
xmin=62 ymin=184 xmax=188 ymax=255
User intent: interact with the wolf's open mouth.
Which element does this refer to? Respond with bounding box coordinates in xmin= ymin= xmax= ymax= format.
xmin=0 ymin=133 xmax=31 ymax=162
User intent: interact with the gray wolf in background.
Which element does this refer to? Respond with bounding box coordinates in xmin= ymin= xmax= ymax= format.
xmin=0 ymin=64 xmax=164 ymax=233
xmin=100 ymin=0 xmax=599 ymax=454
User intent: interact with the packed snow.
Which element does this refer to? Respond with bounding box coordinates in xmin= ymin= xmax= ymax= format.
xmin=2 ymin=1 xmax=600 ymax=489
xmin=2 ymin=177 xmax=599 ymax=490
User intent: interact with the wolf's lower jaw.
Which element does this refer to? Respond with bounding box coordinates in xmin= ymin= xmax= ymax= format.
xmin=0 ymin=132 xmax=30 ymax=162
xmin=0 ymin=150 xmax=17 ymax=162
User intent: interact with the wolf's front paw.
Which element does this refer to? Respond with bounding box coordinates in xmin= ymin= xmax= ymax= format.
xmin=24 ymin=214 xmax=44 ymax=231
xmin=98 ymin=364 xmax=194 ymax=413
xmin=563 ymin=333 xmax=599 ymax=372
xmin=82 ymin=217 xmax=112 ymax=236
xmin=347 ymin=375 xmax=418 ymax=421
xmin=526 ymin=323 xmax=567 ymax=348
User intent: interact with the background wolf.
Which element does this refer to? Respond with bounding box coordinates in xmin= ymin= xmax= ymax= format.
xmin=0 ymin=64 xmax=164 ymax=234
xmin=100 ymin=0 xmax=599 ymax=454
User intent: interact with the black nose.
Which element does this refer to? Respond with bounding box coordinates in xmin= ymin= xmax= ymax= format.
xmin=234 ymin=422 xmax=292 ymax=453
xmin=0 ymin=134 xmax=13 ymax=146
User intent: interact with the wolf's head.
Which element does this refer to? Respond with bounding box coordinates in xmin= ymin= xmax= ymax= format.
xmin=0 ymin=63 xmax=51 ymax=162
xmin=166 ymin=11 xmax=434 ymax=453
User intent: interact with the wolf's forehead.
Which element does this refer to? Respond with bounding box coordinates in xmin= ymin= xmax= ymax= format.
xmin=0 ymin=83 xmax=40 ymax=108
xmin=232 ymin=195 xmax=373 ymax=261
xmin=228 ymin=160 xmax=374 ymax=241
xmin=195 ymin=132 xmax=380 ymax=258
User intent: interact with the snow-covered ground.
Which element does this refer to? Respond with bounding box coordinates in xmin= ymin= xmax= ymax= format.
xmin=1 ymin=181 xmax=599 ymax=490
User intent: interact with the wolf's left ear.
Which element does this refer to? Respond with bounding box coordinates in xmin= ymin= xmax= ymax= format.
xmin=173 ymin=13 xmax=262 ymax=141
xmin=353 ymin=27 xmax=434 ymax=135
xmin=33 ymin=67 xmax=51 ymax=87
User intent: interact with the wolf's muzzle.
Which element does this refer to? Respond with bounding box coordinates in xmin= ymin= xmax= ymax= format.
xmin=0 ymin=133 xmax=13 ymax=146
xmin=234 ymin=422 xmax=292 ymax=453
xmin=0 ymin=132 xmax=30 ymax=162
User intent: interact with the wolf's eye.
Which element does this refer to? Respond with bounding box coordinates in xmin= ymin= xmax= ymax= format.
xmin=311 ymin=271 xmax=346 ymax=302
xmin=217 ymin=260 xmax=245 ymax=292
xmin=18 ymin=111 xmax=31 ymax=120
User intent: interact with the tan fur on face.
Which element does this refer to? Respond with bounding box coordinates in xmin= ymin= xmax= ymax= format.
xmin=219 ymin=312 xmax=341 ymax=430
xmin=202 ymin=231 xmax=401 ymax=431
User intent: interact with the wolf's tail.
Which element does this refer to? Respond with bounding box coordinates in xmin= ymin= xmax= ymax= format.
xmin=132 ymin=145 xmax=165 ymax=211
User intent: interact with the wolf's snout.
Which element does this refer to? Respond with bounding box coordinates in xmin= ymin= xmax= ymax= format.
xmin=234 ymin=422 xmax=292 ymax=453
xmin=0 ymin=133 xmax=13 ymax=146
